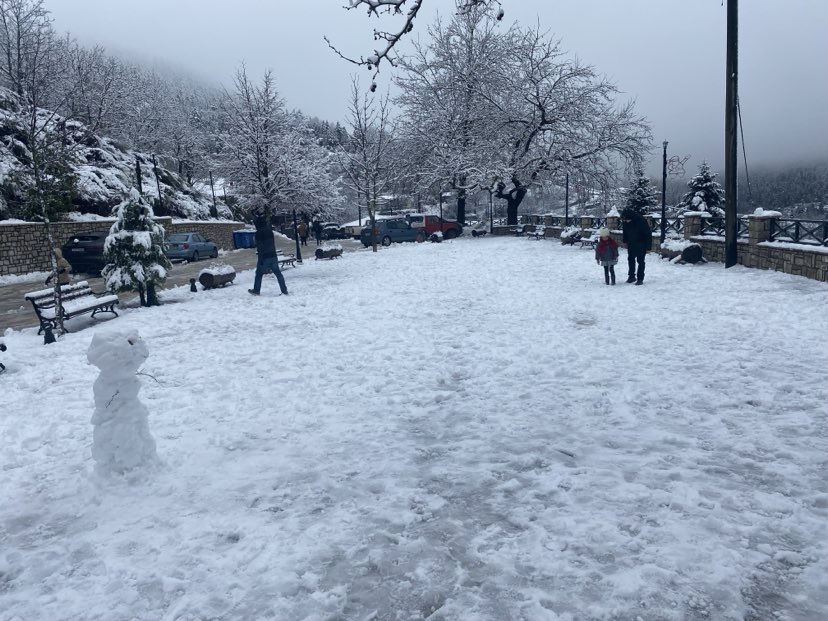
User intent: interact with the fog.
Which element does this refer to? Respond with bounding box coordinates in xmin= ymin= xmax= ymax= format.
xmin=45 ymin=0 xmax=828 ymax=177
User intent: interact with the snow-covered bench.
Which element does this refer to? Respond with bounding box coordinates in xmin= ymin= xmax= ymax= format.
xmin=24 ymin=281 xmax=119 ymax=335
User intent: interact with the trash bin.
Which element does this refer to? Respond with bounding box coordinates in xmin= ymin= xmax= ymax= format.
xmin=233 ymin=230 xmax=256 ymax=249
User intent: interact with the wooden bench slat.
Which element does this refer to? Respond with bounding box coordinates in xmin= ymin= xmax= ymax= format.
xmin=24 ymin=281 xmax=90 ymax=300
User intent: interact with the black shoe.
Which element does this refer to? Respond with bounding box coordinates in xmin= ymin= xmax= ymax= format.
xmin=626 ymin=276 xmax=636 ymax=284
xmin=635 ymin=281 xmax=643 ymax=286
xmin=248 ymin=289 xmax=260 ymax=295
xmin=281 ymin=291 xmax=289 ymax=296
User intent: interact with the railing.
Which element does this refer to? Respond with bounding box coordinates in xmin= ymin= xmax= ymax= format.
xmin=651 ymin=217 xmax=684 ymax=236
xmin=699 ymin=216 xmax=750 ymax=238
xmin=770 ymin=219 xmax=828 ymax=246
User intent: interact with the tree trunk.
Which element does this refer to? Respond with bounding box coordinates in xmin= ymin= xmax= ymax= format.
xmin=146 ymin=282 xmax=160 ymax=306
xmin=456 ymin=188 xmax=466 ymax=225
xmin=137 ymin=282 xmax=147 ymax=307
xmin=505 ymin=188 xmax=527 ymax=226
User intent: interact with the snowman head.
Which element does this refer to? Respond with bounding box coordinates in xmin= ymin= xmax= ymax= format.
xmin=87 ymin=330 xmax=149 ymax=374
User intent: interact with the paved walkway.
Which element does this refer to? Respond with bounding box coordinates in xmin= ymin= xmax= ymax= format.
xmin=1 ymin=238 xmax=359 ymax=332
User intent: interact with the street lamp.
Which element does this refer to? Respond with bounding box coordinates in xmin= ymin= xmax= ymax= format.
xmin=489 ymin=188 xmax=494 ymax=234
xmin=660 ymin=140 xmax=668 ymax=245
xmin=292 ymin=208 xmax=303 ymax=263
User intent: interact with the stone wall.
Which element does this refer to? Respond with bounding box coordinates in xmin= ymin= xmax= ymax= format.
xmin=526 ymin=212 xmax=828 ymax=283
xmin=0 ymin=220 xmax=245 ymax=276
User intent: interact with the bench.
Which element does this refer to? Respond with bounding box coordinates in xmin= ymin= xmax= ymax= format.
xmin=24 ymin=281 xmax=119 ymax=335
xmin=579 ymin=234 xmax=599 ymax=249
xmin=471 ymin=229 xmax=488 ymax=237
xmin=528 ymin=226 xmax=546 ymax=240
xmin=274 ymin=251 xmax=297 ymax=268
xmin=513 ymin=224 xmax=530 ymax=236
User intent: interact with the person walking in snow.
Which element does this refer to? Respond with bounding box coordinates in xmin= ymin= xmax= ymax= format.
xmin=45 ymin=248 xmax=72 ymax=286
xmin=595 ymin=227 xmax=619 ymax=285
xmin=312 ymin=220 xmax=323 ymax=246
xmin=297 ymin=220 xmax=309 ymax=247
xmin=248 ymin=212 xmax=289 ymax=296
xmin=621 ymin=208 xmax=651 ymax=285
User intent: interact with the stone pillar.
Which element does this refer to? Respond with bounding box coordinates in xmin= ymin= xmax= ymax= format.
xmin=683 ymin=214 xmax=702 ymax=239
xmin=543 ymin=215 xmax=553 ymax=226
xmin=580 ymin=216 xmax=592 ymax=230
xmin=748 ymin=214 xmax=774 ymax=245
xmin=606 ymin=216 xmax=620 ymax=231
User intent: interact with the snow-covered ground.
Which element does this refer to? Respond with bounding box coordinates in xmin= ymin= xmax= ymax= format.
xmin=2 ymin=237 xmax=827 ymax=620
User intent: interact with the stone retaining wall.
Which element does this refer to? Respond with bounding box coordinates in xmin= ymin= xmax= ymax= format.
xmin=0 ymin=220 xmax=245 ymax=276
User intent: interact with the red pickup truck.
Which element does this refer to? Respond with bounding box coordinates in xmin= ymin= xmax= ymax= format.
xmin=406 ymin=214 xmax=463 ymax=239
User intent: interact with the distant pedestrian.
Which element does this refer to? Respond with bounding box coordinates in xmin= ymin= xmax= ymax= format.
xmin=312 ymin=220 xmax=323 ymax=246
xmin=594 ymin=227 xmax=619 ymax=285
xmin=45 ymin=248 xmax=72 ymax=286
xmin=297 ymin=220 xmax=309 ymax=247
xmin=621 ymin=208 xmax=651 ymax=285
xmin=248 ymin=212 xmax=288 ymax=296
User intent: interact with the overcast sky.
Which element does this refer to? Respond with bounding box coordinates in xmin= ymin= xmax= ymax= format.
xmin=45 ymin=0 xmax=828 ymax=177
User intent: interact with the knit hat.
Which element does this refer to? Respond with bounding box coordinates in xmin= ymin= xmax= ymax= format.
xmin=599 ymin=227 xmax=610 ymax=238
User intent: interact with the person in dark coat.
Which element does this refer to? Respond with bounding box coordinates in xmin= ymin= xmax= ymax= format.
xmin=621 ymin=208 xmax=651 ymax=285
xmin=248 ymin=212 xmax=289 ymax=296
xmin=312 ymin=220 xmax=323 ymax=246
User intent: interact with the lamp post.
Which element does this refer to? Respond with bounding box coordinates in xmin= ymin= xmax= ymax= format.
xmin=661 ymin=140 xmax=668 ymax=245
xmin=564 ymin=173 xmax=569 ymax=226
xmin=489 ymin=188 xmax=494 ymax=234
xmin=292 ymin=208 xmax=303 ymax=263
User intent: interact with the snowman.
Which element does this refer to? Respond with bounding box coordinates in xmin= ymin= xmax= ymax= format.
xmin=87 ymin=330 xmax=158 ymax=475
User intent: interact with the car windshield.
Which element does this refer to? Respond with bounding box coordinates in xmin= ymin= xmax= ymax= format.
xmin=167 ymin=234 xmax=189 ymax=242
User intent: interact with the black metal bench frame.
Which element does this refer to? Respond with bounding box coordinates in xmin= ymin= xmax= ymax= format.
xmin=24 ymin=281 xmax=119 ymax=335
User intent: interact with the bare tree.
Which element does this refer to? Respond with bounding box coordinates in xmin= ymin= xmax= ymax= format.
xmin=329 ymin=0 xmax=502 ymax=82
xmin=337 ymin=76 xmax=397 ymax=251
xmin=395 ymin=5 xmax=507 ymax=223
xmin=0 ymin=0 xmax=101 ymax=334
xmin=219 ymin=65 xmax=340 ymax=226
xmin=485 ymin=27 xmax=651 ymax=224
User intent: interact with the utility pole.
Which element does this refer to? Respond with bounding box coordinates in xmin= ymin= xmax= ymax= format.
xmin=564 ymin=173 xmax=569 ymax=226
xmin=661 ymin=141 xmax=668 ymax=245
xmin=152 ymin=155 xmax=163 ymax=214
xmin=208 ymin=171 xmax=218 ymax=218
xmin=724 ymin=0 xmax=739 ymax=267
xmin=135 ymin=156 xmax=143 ymax=194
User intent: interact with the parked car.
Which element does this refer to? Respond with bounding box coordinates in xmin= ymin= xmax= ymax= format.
xmin=61 ymin=231 xmax=108 ymax=274
xmin=321 ymin=223 xmax=348 ymax=240
xmin=360 ymin=219 xmax=427 ymax=247
xmin=405 ymin=214 xmax=463 ymax=239
xmin=164 ymin=232 xmax=218 ymax=262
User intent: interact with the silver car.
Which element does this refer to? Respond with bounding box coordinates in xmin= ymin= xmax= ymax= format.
xmin=164 ymin=232 xmax=219 ymax=262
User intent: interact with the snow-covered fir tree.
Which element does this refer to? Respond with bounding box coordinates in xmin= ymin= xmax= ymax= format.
xmin=676 ymin=161 xmax=725 ymax=217
xmin=102 ymin=189 xmax=170 ymax=306
xmin=623 ymin=169 xmax=658 ymax=216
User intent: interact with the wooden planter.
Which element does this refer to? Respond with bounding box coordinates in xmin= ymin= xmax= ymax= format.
xmin=198 ymin=269 xmax=236 ymax=289
xmin=315 ymin=248 xmax=343 ymax=260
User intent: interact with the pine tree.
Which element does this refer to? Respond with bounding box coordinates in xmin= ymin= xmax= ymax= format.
xmin=102 ymin=189 xmax=170 ymax=306
xmin=676 ymin=161 xmax=725 ymax=217
xmin=623 ymin=168 xmax=658 ymax=215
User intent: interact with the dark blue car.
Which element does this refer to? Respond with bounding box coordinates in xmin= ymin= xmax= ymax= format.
xmin=360 ymin=219 xmax=427 ymax=247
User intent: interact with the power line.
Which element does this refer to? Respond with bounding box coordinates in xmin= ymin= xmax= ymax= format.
xmin=737 ymin=95 xmax=753 ymax=203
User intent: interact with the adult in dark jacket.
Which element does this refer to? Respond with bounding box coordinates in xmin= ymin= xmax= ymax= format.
xmin=621 ymin=209 xmax=651 ymax=285
xmin=248 ymin=213 xmax=289 ymax=296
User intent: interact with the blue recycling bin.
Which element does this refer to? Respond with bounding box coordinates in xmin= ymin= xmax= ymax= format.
xmin=233 ymin=230 xmax=256 ymax=249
